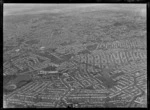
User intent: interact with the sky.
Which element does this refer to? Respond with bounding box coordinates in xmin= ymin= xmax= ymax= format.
xmin=4 ymin=4 xmax=146 ymax=17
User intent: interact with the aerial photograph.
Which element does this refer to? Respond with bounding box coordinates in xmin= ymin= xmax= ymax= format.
xmin=3 ymin=4 xmax=147 ymax=108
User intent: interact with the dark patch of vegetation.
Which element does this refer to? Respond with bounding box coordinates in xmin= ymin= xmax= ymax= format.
xmin=77 ymin=49 xmax=91 ymax=55
xmin=3 ymin=75 xmax=17 ymax=85
xmin=16 ymin=80 xmax=32 ymax=89
xmin=42 ymin=65 xmax=57 ymax=71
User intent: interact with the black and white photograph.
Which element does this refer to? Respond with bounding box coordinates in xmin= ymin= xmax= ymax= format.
xmin=3 ymin=4 xmax=147 ymax=108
